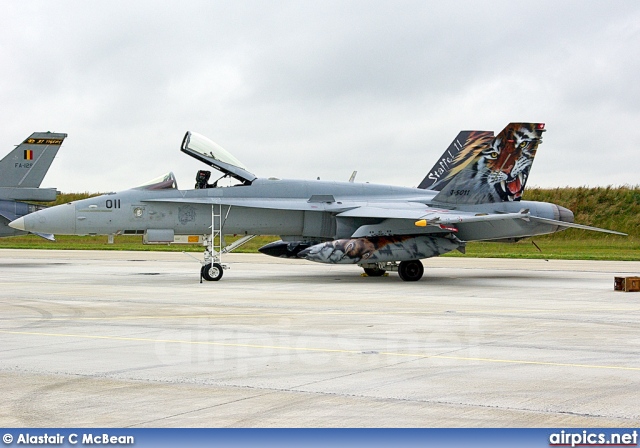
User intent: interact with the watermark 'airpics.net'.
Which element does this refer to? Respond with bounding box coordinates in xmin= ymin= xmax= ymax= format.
xmin=549 ymin=430 xmax=638 ymax=447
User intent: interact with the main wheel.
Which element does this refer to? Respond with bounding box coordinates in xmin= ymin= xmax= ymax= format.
xmin=363 ymin=267 xmax=386 ymax=277
xmin=398 ymin=260 xmax=424 ymax=282
xmin=201 ymin=262 xmax=223 ymax=281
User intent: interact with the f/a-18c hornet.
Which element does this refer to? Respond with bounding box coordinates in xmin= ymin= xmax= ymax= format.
xmin=10 ymin=123 xmax=624 ymax=282
xmin=1 ymin=132 xmax=66 ymax=240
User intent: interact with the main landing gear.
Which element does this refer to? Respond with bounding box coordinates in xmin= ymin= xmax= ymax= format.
xmin=360 ymin=260 xmax=425 ymax=282
xmin=398 ymin=260 xmax=424 ymax=282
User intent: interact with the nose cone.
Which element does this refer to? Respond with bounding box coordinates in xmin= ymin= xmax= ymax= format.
xmin=9 ymin=203 xmax=76 ymax=235
xmin=9 ymin=217 xmax=26 ymax=231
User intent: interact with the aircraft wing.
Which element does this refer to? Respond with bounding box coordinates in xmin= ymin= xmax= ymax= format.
xmin=143 ymin=197 xmax=462 ymax=218
xmin=144 ymin=196 xmax=534 ymax=231
xmin=337 ymin=206 xmax=537 ymax=237
xmin=143 ymin=197 xmax=625 ymax=237
xmin=143 ymin=196 xmax=528 ymax=221
xmin=336 ymin=205 xmax=527 ymax=223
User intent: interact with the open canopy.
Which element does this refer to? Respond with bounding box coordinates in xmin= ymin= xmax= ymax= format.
xmin=181 ymin=132 xmax=256 ymax=185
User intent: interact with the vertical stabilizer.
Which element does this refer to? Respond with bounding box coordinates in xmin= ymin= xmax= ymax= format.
xmin=0 ymin=132 xmax=67 ymax=188
xmin=418 ymin=130 xmax=494 ymax=190
xmin=430 ymin=123 xmax=545 ymax=204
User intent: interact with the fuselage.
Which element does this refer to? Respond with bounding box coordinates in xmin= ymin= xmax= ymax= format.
xmin=12 ymin=177 xmax=570 ymax=243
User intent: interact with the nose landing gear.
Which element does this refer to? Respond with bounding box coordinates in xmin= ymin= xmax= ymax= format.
xmin=201 ymin=262 xmax=223 ymax=281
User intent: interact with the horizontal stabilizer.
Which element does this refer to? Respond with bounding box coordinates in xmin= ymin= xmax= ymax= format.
xmin=0 ymin=187 xmax=58 ymax=202
xmin=528 ymin=216 xmax=627 ymax=236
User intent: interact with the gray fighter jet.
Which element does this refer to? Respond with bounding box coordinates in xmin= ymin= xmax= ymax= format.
xmin=10 ymin=123 xmax=624 ymax=281
xmin=1 ymin=132 xmax=67 ymax=240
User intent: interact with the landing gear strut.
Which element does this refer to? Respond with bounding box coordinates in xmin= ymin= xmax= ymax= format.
xmin=196 ymin=204 xmax=255 ymax=282
xmin=200 ymin=204 xmax=226 ymax=283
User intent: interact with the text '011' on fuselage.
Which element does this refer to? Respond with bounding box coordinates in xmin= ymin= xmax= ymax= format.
xmin=9 ymin=124 xmax=625 ymax=282
xmin=0 ymin=132 xmax=67 ymax=241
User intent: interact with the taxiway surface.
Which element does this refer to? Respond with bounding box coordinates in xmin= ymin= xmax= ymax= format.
xmin=0 ymin=249 xmax=638 ymax=427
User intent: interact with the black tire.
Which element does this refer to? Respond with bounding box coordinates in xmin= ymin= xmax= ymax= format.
xmin=363 ymin=267 xmax=386 ymax=277
xmin=201 ymin=262 xmax=223 ymax=281
xmin=398 ymin=260 xmax=424 ymax=282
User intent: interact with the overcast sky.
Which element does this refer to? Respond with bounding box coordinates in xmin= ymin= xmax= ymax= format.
xmin=2 ymin=0 xmax=639 ymax=192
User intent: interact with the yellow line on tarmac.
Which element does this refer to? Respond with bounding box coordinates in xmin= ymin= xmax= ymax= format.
xmin=0 ymin=329 xmax=638 ymax=372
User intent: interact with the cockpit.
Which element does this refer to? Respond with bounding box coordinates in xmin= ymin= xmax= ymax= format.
xmin=181 ymin=132 xmax=257 ymax=188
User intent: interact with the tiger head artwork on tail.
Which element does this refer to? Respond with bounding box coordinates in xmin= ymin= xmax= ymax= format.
xmin=419 ymin=123 xmax=545 ymax=204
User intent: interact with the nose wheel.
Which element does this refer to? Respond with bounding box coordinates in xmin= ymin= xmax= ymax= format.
xmin=195 ymin=205 xmax=256 ymax=282
xmin=201 ymin=262 xmax=223 ymax=281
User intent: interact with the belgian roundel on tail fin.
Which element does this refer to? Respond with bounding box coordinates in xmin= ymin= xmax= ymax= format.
xmin=431 ymin=123 xmax=545 ymax=205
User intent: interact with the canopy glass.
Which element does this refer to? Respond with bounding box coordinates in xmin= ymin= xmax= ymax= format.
xmin=183 ymin=132 xmax=248 ymax=170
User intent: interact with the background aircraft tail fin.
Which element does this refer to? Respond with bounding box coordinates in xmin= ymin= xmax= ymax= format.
xmin=425 ymin=123 xmax=545 ymax=204
xmin=0 ymin=132 xmax=67 ymax=188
